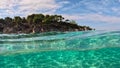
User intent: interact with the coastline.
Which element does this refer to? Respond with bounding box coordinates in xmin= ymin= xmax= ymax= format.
xmin=0 ymin=14 xmax=93 ymax=34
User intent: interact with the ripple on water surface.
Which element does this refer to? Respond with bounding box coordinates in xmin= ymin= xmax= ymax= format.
xmin=0 ymin=30 xmax=120 ymax=68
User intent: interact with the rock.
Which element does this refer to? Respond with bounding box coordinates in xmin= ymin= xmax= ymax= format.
xmin=3 ymin=27 xmax=14 ymax=33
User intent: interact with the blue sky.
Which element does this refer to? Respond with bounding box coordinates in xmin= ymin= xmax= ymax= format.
xmin=0 ymin=0 xmax=120 ymax=30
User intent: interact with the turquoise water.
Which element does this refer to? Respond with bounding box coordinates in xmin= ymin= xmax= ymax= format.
xmin=0 ymin=30 xmax=120 ymax=68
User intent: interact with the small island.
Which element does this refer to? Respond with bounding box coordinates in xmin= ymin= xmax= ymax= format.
xmin=0 ymin=14 xmax=93 ymax=34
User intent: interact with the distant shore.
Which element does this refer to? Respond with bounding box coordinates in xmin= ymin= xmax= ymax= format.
xmin=0 ymin=14 xmax=93 ymax=34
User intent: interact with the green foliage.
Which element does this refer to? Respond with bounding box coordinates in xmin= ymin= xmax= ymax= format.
xmin=0 ymin=14 xmax=81 ymax=29
xmin=0 ymin=14 xmax=77 ymax=25
xmin=33 ymin=14 xmax=44 ymax=24
xmin=14 ymin=16 xmax=22 ymax=23
xmin=43 ymin=15 xmax=64 ymax=23
xmin=57 ymin=15 xmax=64 ymax=22
xmin=0 ymin=18 xmax=5 ymax=23
xmin=0 ymin=13 xmax=93 ymax=33
xmin=5 ymin=17 xmax=12 ymax=23
xmin=22 ymin=17 xmax=27 ymax=23
xmin=43 ymin=15 xmax=52 ymax=23
xmin=27 ymin=14 xmax=35 ymax=23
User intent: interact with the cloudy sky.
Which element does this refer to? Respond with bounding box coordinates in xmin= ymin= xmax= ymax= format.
xmin=0 ymin=0 xmax=120 ymax=30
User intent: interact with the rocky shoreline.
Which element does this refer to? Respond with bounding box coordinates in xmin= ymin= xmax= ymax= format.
xmin=0 ymin=14 xmax=93 ymax=34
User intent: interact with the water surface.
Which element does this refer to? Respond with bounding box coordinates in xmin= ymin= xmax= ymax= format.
xmin=0 ymin=30 xmax=120 ymax=68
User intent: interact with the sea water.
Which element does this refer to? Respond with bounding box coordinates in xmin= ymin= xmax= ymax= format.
xmin=0 ymin=30 xmax=120 ymax=68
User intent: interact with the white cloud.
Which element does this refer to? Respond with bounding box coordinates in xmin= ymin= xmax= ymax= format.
xmin=62 ymin=14 xmax=80 ymax=20
xmin=62 ymin=13 xmax=120 ymax=30
xmin=0 ymin=0 xmax=15 ymax=9
xmin=59 ymin=1 xmax=70 ymax=4
xmin=18 ymin=0 xmax=60 ymax=16
xmin=1 ymin=0 xmax=119 ymax=23
xmin=19 ymin=0 xmax=60 ymax=10
xmin=79 ymin=14 xmax=120 ymax=23
xmin=62 ymin=14 xmax=120 ymax=23
xmin=0 ymin=0 xmax=68 ymax=17
xmin=61 ymin=1 xmax=81 ymax=11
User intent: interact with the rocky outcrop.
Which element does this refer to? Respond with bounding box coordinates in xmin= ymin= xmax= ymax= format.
xmin=0 ymin=14 xmax=93 ymax=34
xmin=0 ymin=22 xmax=93 ymax=34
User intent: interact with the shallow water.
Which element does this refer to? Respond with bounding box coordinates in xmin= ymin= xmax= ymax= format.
xmin=0 ymin=30 xmax=120 ymax=68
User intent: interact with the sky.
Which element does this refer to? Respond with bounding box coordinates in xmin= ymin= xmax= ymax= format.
xmin=0 ymin=0 xmax=120 ymax=30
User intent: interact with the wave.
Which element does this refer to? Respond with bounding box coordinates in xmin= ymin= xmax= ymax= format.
xmin=0 ymin=30 xmax=120 ymax=54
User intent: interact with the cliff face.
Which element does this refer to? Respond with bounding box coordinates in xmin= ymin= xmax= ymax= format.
xmin=0 ymin=22 xmax=92 ymax=34
xmin=0 ymin=14 xmax=93 ymax=34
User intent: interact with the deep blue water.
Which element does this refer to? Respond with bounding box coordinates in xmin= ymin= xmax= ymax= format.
xmin=0 ymin=30 xmax=120 ymax=68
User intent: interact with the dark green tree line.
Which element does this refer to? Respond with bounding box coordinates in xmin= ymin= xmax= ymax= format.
xmin=0 ymin=13 xmax=93 ymax=33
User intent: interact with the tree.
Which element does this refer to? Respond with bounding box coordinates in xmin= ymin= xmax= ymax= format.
xmin=33 ymin=14 xmax=44 ymax=24
xmin=27 ymin=14 xmax=35 ymax=23
xmin=58 ymin=15 xmax=64 ymax=22
xmin=43 ymin=15 xmax=50 ymax=23
xmin=0 ymin=18 xmax=5 ymax=23
xmin=53 ymin=15 xmax=64 ymax=22
xmin=0 ymin=13 xmax=93 ymax=33
xmin=4 ymin=17 xmax=13 ymax=23
xmin=22 ymin=17 xmax=27 ymax=23
xmin=52 ymin=15 xmax=60 ymax=22
xmin=65 ymin=19 xmax=70 ymax=22
xmin=14 ymin=16 xmax=22 ymax=23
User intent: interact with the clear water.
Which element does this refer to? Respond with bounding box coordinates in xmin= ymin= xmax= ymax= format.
xmin=0 ymin=30 xmax=120 ymax=68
